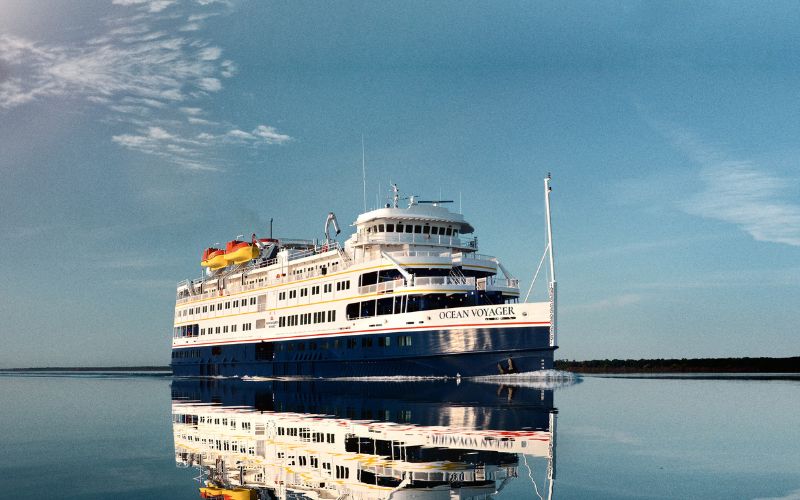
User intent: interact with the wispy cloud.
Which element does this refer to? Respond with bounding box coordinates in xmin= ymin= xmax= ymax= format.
xmin=0 ymin=1 xmax=292 ymax=171
xmin=685 ymin=162 xmax=800 ymax=247
xmin=754 ymin=489 xmax=800 ymax=500
xmin=652 ymin=123 xmax=800 ymax=247
xmin=563 ymin=293 xmax=644 ymax=312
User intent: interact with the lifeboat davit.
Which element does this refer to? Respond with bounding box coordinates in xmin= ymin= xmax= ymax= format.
xmin=224 ymin=239 xmax=259 ymax=265
xmin=200 ymin=247 xmax=227 ymax=270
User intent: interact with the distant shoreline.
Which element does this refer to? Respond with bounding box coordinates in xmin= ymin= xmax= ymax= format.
xmin=556 ymin=357 xmax=800 ymax=374
xmin=1 ymin=357 xmax=798 ymax=374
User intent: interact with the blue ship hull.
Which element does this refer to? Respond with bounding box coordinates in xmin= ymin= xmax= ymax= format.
xmin=171 ymin=325 xmax=555 ymax=377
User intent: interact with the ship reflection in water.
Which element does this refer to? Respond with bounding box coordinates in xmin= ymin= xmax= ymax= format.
xmin=171 ymin=379 xmax=559 ymax=500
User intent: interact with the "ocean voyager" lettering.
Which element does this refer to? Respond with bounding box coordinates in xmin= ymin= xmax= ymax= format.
xmin=438 ymin=306 xmax=515 ymax=320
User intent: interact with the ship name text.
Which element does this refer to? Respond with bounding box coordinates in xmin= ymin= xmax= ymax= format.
xmin=438 ymin=306 xmax=515 ymax=320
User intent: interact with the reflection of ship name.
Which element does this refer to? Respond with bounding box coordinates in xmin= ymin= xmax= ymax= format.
xmin=428 ymin=430 xmax=549 ymax=451
xmin=438 ymin=305 xmax=515 ymax=320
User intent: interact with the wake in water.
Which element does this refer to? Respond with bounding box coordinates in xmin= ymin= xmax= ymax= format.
xmin=470 ymin=369 xmax=580 ymax=389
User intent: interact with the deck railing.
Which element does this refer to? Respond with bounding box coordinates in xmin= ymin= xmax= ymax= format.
xmin=175 ymin=242 xmax=511 ymax=304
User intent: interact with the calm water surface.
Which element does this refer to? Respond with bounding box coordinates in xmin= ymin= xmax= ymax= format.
xmin=0 ymin=373 xmax=797 ymax=499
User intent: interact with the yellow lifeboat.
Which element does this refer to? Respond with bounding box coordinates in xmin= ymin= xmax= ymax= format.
xmin=199 ymin=486 xmax=255 ymax=500
xmin=224 ymin=239 xmax=259 ymax=265
xmin=201 ymin=247 xmax=227 ymax=270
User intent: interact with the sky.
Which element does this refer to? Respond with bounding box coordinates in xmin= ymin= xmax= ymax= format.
xmin=0 ymin=0 xmax=798 ymax=367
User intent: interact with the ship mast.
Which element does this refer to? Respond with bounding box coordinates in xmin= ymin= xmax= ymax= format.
xmin=544 ymin=174 xmax=557 ymax=348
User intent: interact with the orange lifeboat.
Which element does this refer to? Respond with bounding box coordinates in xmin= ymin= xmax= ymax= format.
xmin=201 ymin=247 xmax=227 ymax=270
xmin=224 ymin=239 xmax=259 ymax=265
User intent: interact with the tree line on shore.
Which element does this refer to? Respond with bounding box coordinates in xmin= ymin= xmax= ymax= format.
xmin=555 ymin=356 xmax=799 ymax=373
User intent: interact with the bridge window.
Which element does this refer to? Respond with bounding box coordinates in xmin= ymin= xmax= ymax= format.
xmin=405 ymin=225 xmax=413 ymax=233
xmin=386 ymin=224 xmax=394 ymax=232
xmin=445 ymin=227 xmax=452 ymax=236
xmin=378 ymin=224 xmax=385 ymax=232
xmin=423 ymin=225 xmax=430 ymax=234
xmin=414 ymin=225 xmax=422 ymax=234
xmin=359 ymin=272 xmax=378 ymax=287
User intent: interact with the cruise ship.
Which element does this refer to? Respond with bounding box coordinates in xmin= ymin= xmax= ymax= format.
xmin=171 ymin=178 xmax=558 ymax=377
xmin=171 ymin=378 xmax=557 ymax=500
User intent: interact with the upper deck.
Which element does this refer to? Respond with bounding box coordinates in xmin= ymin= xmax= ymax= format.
xmin=176 ymin=190 xmax=495 ymax=302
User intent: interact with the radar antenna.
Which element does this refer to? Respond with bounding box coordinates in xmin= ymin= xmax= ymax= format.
xmin=416 ymin=200 xmax=454 ymax=207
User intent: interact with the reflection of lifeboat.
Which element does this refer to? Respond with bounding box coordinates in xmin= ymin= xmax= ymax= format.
xmin=224 ymin=240 xmax=259 ymax=265
xmin=200 ymin=248 xmax=227 ymax=270
xmin=199 ymin=485 xmax=254 ymax=500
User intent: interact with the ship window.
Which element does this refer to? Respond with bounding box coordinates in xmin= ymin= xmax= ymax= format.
xmin=309 ymin=341 xmax=317 ymax=350
xmin=378 ymin=336 xmax=391 ymax=347
xmin=404 ymin=225 xmax=413 ymax=233
xmin=396 ymin=223 xmax=403 ymax=232
xmin=414 ymin=225 xmax=422 ymax=234
xmin=215 ymin=326 xmax=221 ymax=334
xmin=223 ymin=325 xmax=228 ymax=333
xmin=431 ymin=227 xmax=440 ymax=235
xmin=360 ymin=300 xmax=375 ymax=317
xmin=212 ymin=346 xmax=221 ymax=356
xmin=454 ymin=230 xmax=458 ymax=236
xmin=378 ymin=224 xmax=385 ymax=232
xmin=328 ymin=310 xmax=336 ymax=322
xmin=399 ymin=335 xmax=412 ymax=347
xmin=279 ymin=317 xmax=285 ymax=327
xmin=423 ymin=225 xmax=430 ymax=234
xmin=445 ymin=227 xmax=452 ymax=236
xmin=361 ymin=337 xmax=372 ymax=348
xmin=347 ymin=339 xmax=357 ymax=349
xmin=386 ymin=224 xmax=394 ymax=232
xmin=360 ymin=272 xmax=378 ymax=287
xmin=377 ymin=297 xmax=393 ymax=315
xmin=300 ymin=288 xmax=307 ymax=297
xmin=203 ymin=306 xmax=207 ymax=312
xmin=231 ymin=325 xmax=237 ymax=332
xmin=233 ymin=300 xmax=238 ymax=307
